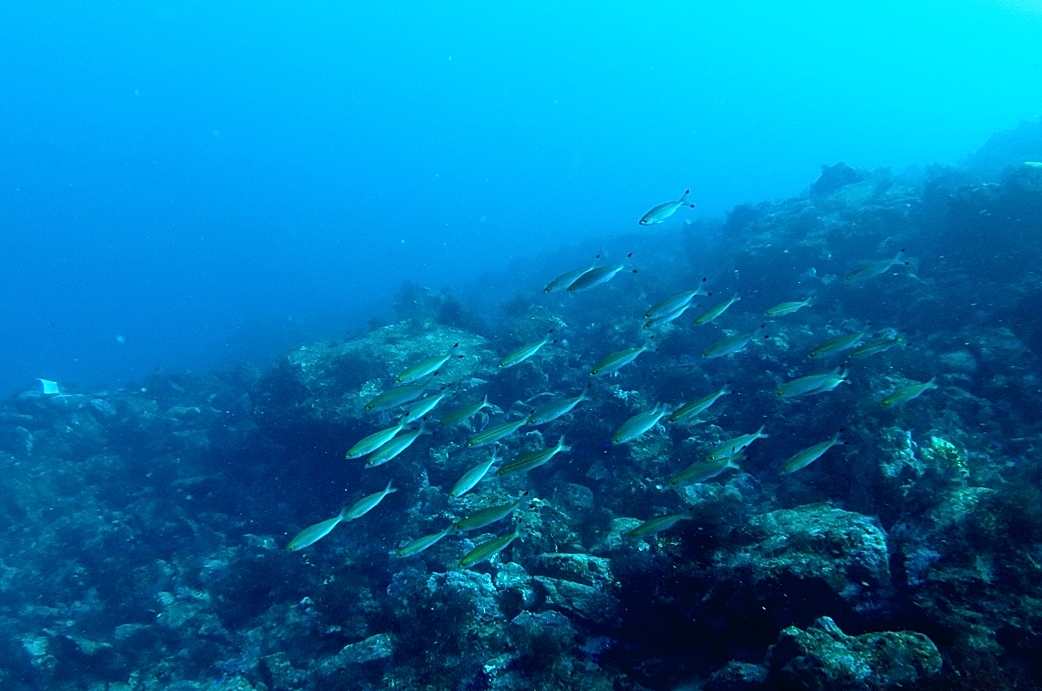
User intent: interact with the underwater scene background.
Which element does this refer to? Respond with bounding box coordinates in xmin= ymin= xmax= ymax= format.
xmin=3 ymin=2 xmax=1042 ymax=691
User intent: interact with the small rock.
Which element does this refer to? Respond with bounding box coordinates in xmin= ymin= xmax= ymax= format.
xmin=534 ymin=575 xmax=621 ymax=626
xmin=705 ymin=660 xmax=769 ymax=691
xmin=318 ymin=633 xmax=393 ymax=674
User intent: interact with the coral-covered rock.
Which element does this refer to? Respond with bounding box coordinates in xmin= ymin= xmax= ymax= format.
xmin=710 ymin=505 xmax=892 ymax=616
xmin=766 ymin=616 xmax=941 ymax=691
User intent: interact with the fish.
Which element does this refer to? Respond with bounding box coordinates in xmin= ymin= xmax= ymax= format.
xmin=345 ymin=422 xmax=406 ymax=459
xmin=458 ymin=527 xmax=522 ymax=568
xmin=449 ymin=448 xmax=501 ymax=498
xmin=499 ymin=331 xmax=555 ymax=369
xmin=567 ymin=263 xmax=634 ymax=293
xmin=764 ymin=298 xmax=812 ymax=317
xmin=669 ymin=448 xmax=742 ymax=485
xmin=496 ymin=436 xmax=571 ymax=476
xmin=342 ymin=480 xmax=398 ymax=521
xmin=627 ymin=513 xmax=692 ymax=537
xmin=399 ymin=391 xmax=449 ymax=424
xmin=544 ymin=264 xmax=595 ymax=293
xmin=669 ymin=383 xmax=732 ymax=423
xmin=364 ymin=423 xmax=431 ymax=468
xmin=780 ymin=432 xmax=845 ymax=475
xmin=1025 ymin=162 xmax=1042 ymax=168
xmin=364 ymin=383 xmax=428 ymax=411
xmin=589 ymin=341 xmax=653 ymax=376
xmin=467 ymin=416 xmax=529 ymax=448
xmin=880 ymin=378 xmax=938 ymax=407
xmin=285 ymin=505 xmax=351 ymax=551
xmin=395 ymin=345 xmax=460 ymax=384
xmin=438 ymin=394 xmax=495 ymax=427
xmin=643 ymin=303 xmax=693 ymax=329
xmin=644 ymin=284 xmax=708 ymax=320
xmin=844 ymin=249 xmax=907 ymax=282
xmin=849 ymin=335 xmax=904 ymax=359
xmin=807 ymin=331 xmax=865 ymax=359
xmin=775 ymin=367 xmax=850 ymax=398
xmin=612 ymin=404 xmax=671 ymax=445
xmin=702 ymin=328 xmax=764 ymax=359
xmin=527 ymin=388 xmax=590 ymax=425
xmin=453 ymin=492 xmax=530 ymax=532
xmin=394 ymin=527 xmax=455 ymax=558
xmin=639 ymin=189 xmax=696 ymax=225
xmin=694 ymin=292 xmax=741 ymax=326
xmin=707 ymin=425 xmax=768 ymax=461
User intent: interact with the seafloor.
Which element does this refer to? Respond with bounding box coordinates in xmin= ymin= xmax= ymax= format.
xmin=3 ymin=121 xmax=1042 ymax=691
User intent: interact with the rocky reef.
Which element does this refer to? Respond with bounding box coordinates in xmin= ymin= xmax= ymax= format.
xmin=1 ymin=121 xmax=1041 ymax=690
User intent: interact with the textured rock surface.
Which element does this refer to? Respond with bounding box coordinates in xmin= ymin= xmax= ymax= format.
xmin=766 ymin=616 xmax=942 ymax=691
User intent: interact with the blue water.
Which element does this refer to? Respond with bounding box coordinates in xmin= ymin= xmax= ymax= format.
xmin=2 ymin=1 xmax=1040 ymax=396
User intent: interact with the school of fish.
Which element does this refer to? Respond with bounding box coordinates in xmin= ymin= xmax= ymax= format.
xmin=284 ymin=191 xmax=935 ymax=572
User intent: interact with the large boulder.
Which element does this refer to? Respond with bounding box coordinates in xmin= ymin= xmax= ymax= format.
xmin=766 ymin=616 xmax=941 ymax=691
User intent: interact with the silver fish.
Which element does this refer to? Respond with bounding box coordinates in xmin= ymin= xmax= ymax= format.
xmin=844 ymin=249 xmax=907 ymax=282
xmin=285 ymin=506 xmax=351 ymax=551
xmin=644 ymin=285 xmax=707 ymax=319
xmin=544 ymin=264 xmax=595 ymax=293
xmin=527 ymin=388 xmax=590 ymax=425
xmin=399 ymin=392 xmax=448 ymax=424
xmin=694 ymin=292 xmax=741 ymax=326
xmin=499 ymin=332 xmax=554 ymax=369
xmin=627 ymin=513 xmax=691 ymax=537
xmin=775 ymin=367 xmax=850 ymax=398
xmin=467 ymin=416 xmax=529 ymax=448
xmin=612 ymin=404 xmax=670 ymax=445
xmin=395 ymin=345 xmax=459 ymax=384
xmin=449 ymin=448 xmax=500 ymax=498
xmin=394 ymin=527 xmax=455 ymax=558
xmin=589 ymin=341 xmax=653 ymax=376
xmin=780 ymin=432 xmax=845 ymax=475
xmin=438 ymin=394 xmax=495 ymax=427
xmin=881 ymin=378 xmax=938 ymax=407
xmin=707 ymin=425 xmax=768 ymax=461
xmin=567 ymin=264 xmax=631 ymax=292
xmin=458 ymin=527 xmax=521 ymax=568
xmin=453 ymin=492 xmax=530 ymax=532
xmin=364 ymin=383 xmax=427 ymax=411
xmin=639 ymin=189 xmax=695 ymax=225
xmin=342 ymin=480 xmax=397 ymax=521
xmin=364 ymin=424 xmax=431 ymax=468
xmin=644 ymin=302 xmax=694 ymax=329
xmin=496 ymin=436 xmax=571 ymax=476
xmin=764 ymin=298 xmax=812 ymax=317
xmin=807 ymin=331 xmax=865 ymax=359
xmin=669 ymin=383 xmax=732 ymax=423
xmin=345 ymin=422 xmax=406 ymax=459
xmin=702 ymin=328 xmax=762 ymax=359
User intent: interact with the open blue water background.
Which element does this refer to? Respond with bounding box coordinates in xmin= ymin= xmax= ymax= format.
xmin=2 ymin=1 xmax=1040 ymax=396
